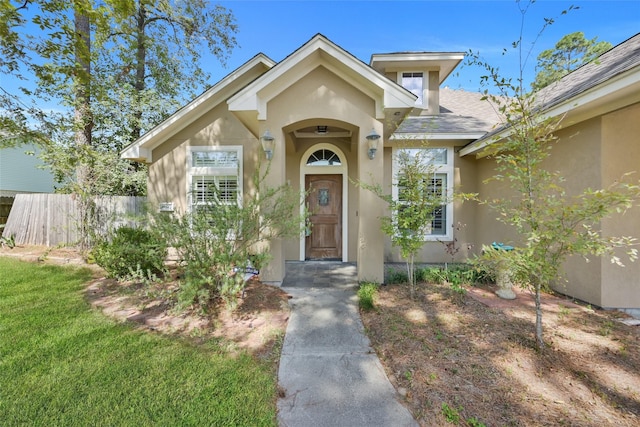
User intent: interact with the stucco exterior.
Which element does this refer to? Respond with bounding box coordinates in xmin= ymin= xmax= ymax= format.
xmin=122 ymin=33 xmax=640 ymax=313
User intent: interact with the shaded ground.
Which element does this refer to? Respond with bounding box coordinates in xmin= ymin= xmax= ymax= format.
xmin=360 ymin=281 xmax=640 ymax=426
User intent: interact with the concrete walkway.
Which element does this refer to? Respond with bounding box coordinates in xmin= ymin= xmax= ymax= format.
xmin=277 ymin=262 xmax=418 ymax=427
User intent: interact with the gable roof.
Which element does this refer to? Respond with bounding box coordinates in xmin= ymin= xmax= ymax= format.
xmin=121 ymin=54 xmax=275 ymax=162
xmin=460 ymin=32 xmax=640 ymax=156
xmin=227 ymin=33 xmax=417 ymax=121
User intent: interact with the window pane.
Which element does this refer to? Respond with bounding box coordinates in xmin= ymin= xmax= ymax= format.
xmin=192 ymin=150 xmax=238 ymax=168
xmin=430 ymin=206 xmax=446 ymax=235
xmin=306 ymin=149 xmax=341 ymax=166
xmin=402 ymin=72 xmax=423 ymax=105
xmin=397 ymin=173 xmax=446 ymax=236
xmin=192 ymin=175 xmax=238 ymax=204
xmin=399 ymin=148 xmax=447 ymax=165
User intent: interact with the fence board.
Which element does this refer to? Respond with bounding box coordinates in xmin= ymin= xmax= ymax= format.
xmin=3 ymin=194 xmax=147 ymax=246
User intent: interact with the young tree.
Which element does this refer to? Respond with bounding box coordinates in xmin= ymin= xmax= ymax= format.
xmin=532 ymin=31 xmax=612 ymax=90
xmin=360 ymin=146 xmax=452 ymax=299
xmin=469 ymin=2 xmax=640 ymax=350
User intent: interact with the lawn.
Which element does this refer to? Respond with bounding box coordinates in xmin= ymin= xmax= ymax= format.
xmin=0 ymin=257 xmax=279 ymax=426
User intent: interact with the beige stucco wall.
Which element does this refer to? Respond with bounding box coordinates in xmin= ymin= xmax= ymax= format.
xmin=600 ymin=102 xmax=640 ymax=308
xmin=259 ymin=65 xmax=386 ymax=282
xmin=472 ymin=105 xmax=640 ymax=309
xmin=148 ymin=102 xmax=260 ymax=215
xmin=473 ymin=119 xmax=604 ymax=303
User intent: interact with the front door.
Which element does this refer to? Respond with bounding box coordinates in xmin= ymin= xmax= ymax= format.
xmin=305 ymin=174 xmax=342 ymax=260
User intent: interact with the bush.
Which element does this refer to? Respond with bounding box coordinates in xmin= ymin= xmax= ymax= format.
xmin=358 ymin=282 xmax=378 ymax=310
xmin=417 ymin=267 xmax=446 ymax=284
xmin=93 ymin=226 xmax=167 ymax=280
xmin=385 ymin=268 xmax=409 ymax=284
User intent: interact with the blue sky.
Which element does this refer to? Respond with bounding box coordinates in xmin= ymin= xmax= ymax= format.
xmin=212 ymin=0 xmax=640 ymax=91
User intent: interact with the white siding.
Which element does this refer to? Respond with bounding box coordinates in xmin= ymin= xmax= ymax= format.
xmin=0 ymin=144 xmax=55 ymax=195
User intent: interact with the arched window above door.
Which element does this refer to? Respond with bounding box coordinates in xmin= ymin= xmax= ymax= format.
xmin=306 ymin=149 xmax=341 ymax=166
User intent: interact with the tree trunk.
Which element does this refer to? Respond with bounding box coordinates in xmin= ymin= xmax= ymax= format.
xmin=406 ymin=254 xmax=415 ymax=300
xmin=74 ymin=7 xmax=92 ymax=188
xmin=131 ymin=4 xmax=147 ymax=142
xmin=74 ymin=6 xmax=94 ymax=250
xmin=535 ymin=282 xmax=545 ymax=351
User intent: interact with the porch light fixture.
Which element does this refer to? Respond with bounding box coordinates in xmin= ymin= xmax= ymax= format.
xmin=260 ymin=130 xmax=275 ymax=160
xmin=365 ymin=129 xmax=381 ymax=160
xmin=315 ymin=125 xmax=328 ymax=135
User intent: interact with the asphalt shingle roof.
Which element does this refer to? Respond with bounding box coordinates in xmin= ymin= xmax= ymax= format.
xmin=392 ymin=88 xmax=503 ymax=137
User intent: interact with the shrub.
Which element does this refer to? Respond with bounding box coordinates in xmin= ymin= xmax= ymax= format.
xmin=417 ymin=267 xmax=446 ymax=284
xmin=385 ymin=268 xmax=408 ymax=284
xmin=93 ymin=226 xmax=167 ymax=280
xmin=357 ymin=282 xmax=378 ymax=310
xmin=155 ymin=165 xmax=306 ymax=310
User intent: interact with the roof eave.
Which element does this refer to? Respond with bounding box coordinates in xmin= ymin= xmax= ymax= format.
xmin=121 ymin=54 xmax=275 ymax=162
xmin=459 ymin=67 xmax=640 ymax=158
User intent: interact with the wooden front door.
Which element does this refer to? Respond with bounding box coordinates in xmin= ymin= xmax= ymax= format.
xmin=305 ymin=174 xmax=342 ymax=260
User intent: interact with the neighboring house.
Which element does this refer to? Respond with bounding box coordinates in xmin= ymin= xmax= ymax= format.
xmin=0 ymin=143 xmax=55 ymax=197
xmin=0 ymin=143 xmax=56 ymax=226
xmin=122 ymin=33 xmax=640 ymax=314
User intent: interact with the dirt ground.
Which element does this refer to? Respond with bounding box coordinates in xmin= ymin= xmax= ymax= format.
xmin=4 ymin=245 xmax=640 ymax=425
xmin=361 ymin=281 xmax=640 ymax=427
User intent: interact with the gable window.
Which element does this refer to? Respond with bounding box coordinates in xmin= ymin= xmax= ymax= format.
xmin=401 ymin=72 xmax=424 ymax=106
xmin=392 ymin=147 xmax=453 ymax=239
xmin=187 ymin=146 xmax=242 ymax=212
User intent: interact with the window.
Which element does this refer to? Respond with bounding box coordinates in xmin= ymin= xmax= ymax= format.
xmin=401 ymin=72 xmax=424 ymax=106
xmin=187 ymin=146 xmax=242 ymax=212
xmin=306 ymin=149 xmax=341 ymax=166
xmin=392 ymin=147 xmax=453 ymax=239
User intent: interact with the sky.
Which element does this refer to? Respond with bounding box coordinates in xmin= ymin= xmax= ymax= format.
xmin=209 ymin=0 xmax=640 ymax=92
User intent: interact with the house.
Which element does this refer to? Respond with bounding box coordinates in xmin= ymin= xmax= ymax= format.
xmin=0 ymin=143 xmax=56 ymax=226
xmin=122 ymin=33 xmax=640 ymax=315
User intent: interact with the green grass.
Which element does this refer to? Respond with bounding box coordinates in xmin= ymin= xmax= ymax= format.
xmin=357 ymin=282 xmax=378 ymax=310
xmin=0 ymin=258 xmax=278 ymax=426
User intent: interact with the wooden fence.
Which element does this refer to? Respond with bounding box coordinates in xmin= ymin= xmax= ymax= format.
xmin=3 ymin=194 xmax=147 ymax=246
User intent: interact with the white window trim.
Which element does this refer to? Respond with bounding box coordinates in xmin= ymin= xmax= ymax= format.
xmin=391 ymin=146 xmax=453 ymax=241
xmin=186 ymin=145 xmax=243 ymax=213
xmin=398 ymin=71 xmax=428 ymax=109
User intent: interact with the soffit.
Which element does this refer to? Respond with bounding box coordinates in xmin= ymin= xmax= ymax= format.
xmin=370 ymin=52 xmax=465 ymax=84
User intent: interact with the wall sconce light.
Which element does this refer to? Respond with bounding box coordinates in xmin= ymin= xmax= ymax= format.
xmin=260 ymin=130 xmax=275 ymax=160
xmin=365 ymin=129 xmax=381 ymax=160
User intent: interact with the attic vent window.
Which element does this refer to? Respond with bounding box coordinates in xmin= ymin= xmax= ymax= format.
xmin=402 ymin=72 xmax=423 ymax=106
xmin=306 ymin=149 xmax=341 ymax=166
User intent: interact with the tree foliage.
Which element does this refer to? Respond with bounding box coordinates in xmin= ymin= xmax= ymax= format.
xmin=532 ymin=31 xmax=612 ymax=90
xmin=0 ymin=0 xmax=237 ymax=195
xmin=469 ymin=2 xmax=639 ymax=350
xmin=359 ymin=146 xmax=453 ymax=299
